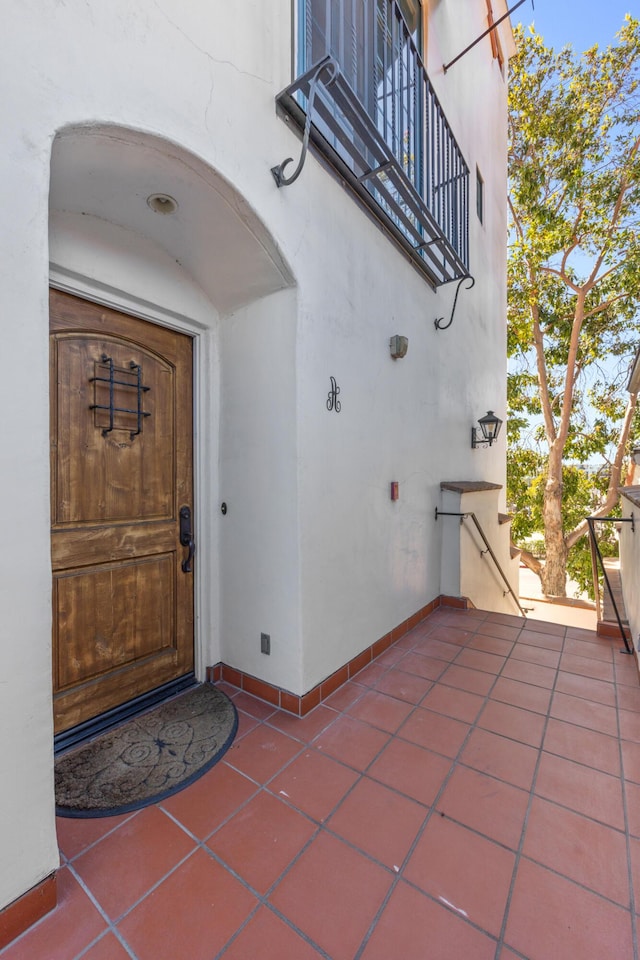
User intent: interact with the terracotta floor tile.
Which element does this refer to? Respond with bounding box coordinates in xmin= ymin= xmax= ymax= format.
xmin=0 ymin=869 xmax=107 ymax=960
xmin=630 ymin=837 xmax=640 ymax=912
xmin=504 ymin=859 xmax=633 ymax=960
xmin=517 ymin=629 xmax=564 ymax=651
xmin=368 ymin=738 xmax=452 ymax=806
xmin=522 ymin=796 xmax=629 ymax=905
xmin=543 ymin=718 xmax=620 ymax=776
xmin=359 ymin=881 xmax=496 ymax=960
xmin=437 ymin=766 xmax=529 ymax=849
xmin=519 ymin=618 xmax=565 ymax=637
xmin=476 ymin=622 xmax=521 ymax=643
xmin=490 ymin=677 xmax=552 ymax=715
xmin=323 ymin=680 xmax=365 ymax=712
xmin=510 ymin=643 xmax=561 ymax=669
xmin=118 ymin=849 xmax=257 ymax=960
xmin=161 ymin=760 xmax=257 ymax=839
xmin=78 ymin=933 xmax=133 ymax=960
xmin=394 ymin=651 xmax=447 ymax=681
xmin=404 ymin=815 xmax=515 ymax=937
xmin=398 ymin=707 xmax=470 ymax=758
xmin=421 ymin=684 xmax=486 ymax=723
xmin=235 ymin=710 xmax=260 ymax=740
xmin=454 ymin=647 xmax=507 ymax=675
xmin=375 ymin=645 xmax=406 ymax=666
xmin=555 ymin=671 xmax=616 ymax=706
xmin=501 ymin=658 xmax=556 ymax=689
xmin=224 ymin=725 xmax=301 ymax=784
xmin=564 ymin=636 xmax=614 ymax=662
xmin=352 ymin=662 xmax=388 ymax=688
xmin=485 ymin=611 xmax=526 ymax=629
xmin=230 ymin=691 xmax=277 ymax=720
xmin=314 ymin=715 xmax=391 ymax=771
xmin=270 ymin=832 xmax=392 ymax=960
xmin=468 ymin=633 xmax=515 ymax=656
xmin=621 ymin=739 xmax=640 ymax=783
xmin=619 ymin=708 xmax=640 ymax=743
xmin=207 ymin=791 xmax=316 ymax=893
xmin=614 ymin=656 xmax=640 ymax=687
xmin=411 ymin=637 xmax=460 ymax=662
xmin=266 ymin=705 xmax=336 ymax=743
xmin=219 ymin=906 xmax=324 ymax=960
xmin=460 ymin=728 xmax=538 ymax=791
xmin=347 ymin=689 xmax=414 ymax=733
xmin=535 ymin=752 xmax=624 ymax=829
xmin=560 ymin=652 xmax=615 ymax=683
xmin=617 ymin=684 xmax=640 ymax=713
xmin=374 ymin=668 xmax=433 ymax=704
xmin=426 ymin=625 xmax=474 ymax=647
xmin=550 ymin=691 xmax=618 ymax=737
xmin=56 ymin=812 xmax=134 ymax=862
xmin=327 ymin=776 xmax=426 ymax=869
xmin=73 ymin=806 xmax=196 ymax=919
xmin=268 ymin=749 xmax=359 ymax=821
xmin=439 ymin=663 xmax=495 ymax=696
xmin=624 ymin=780 xmax=640 ymax=838
xmin=477 ymin=699 xmax=545 ymax=748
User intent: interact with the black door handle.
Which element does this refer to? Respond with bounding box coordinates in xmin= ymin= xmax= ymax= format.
xmin=179 ymin=505 xmax=195 ymax=573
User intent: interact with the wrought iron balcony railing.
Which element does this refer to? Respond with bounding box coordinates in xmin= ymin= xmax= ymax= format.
xmin=273 ymin=0 xmax=470 ymax=287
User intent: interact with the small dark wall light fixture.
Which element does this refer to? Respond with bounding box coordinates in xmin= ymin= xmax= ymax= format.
xmin=389 ymin=336 xmax=408 ymax=359
xmin=631 ymin=445 xmax=640 ymax=466
xmin=472 ymin=410 xmax=503 ymax=448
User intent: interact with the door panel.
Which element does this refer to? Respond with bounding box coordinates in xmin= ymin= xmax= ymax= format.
xmin=50 ymin=290 xmax=194 ymax=734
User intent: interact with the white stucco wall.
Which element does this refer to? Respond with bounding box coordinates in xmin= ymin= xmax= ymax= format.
xmin=1 ymin=0 xmax=512 ymax=916
xmin=620 ymin=489 xmax=640 ymax=657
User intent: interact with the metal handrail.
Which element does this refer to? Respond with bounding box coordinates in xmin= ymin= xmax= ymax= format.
xmin=435 ymin=509 xmax=527 ymax=618
xmin=587 ymin=515 xmax=634 ymax=654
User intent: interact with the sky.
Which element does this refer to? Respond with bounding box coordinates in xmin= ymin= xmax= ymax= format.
xmin=514 ymin=0 xmax=635 ymax=52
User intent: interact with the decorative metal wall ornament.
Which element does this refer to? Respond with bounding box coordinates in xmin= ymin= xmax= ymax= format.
xmin=271 ymin=57 xmax=339 ymax=188
xmin=327 ymin=376 xmax=341 ymax=413
xmin=434 ymin=274 xmax=475 ymax=331
xmin=90 ymin=354 xmax=151 ymax=439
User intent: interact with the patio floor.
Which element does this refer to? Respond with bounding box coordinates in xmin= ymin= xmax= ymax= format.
xmin=4 ymin=606 xmax=640 ymax=960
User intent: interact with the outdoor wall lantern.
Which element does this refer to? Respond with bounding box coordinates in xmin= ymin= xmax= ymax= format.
xmin=471 ymin=411 xmax=503 ymax=448
xmin=389 ymin=335 xmax=408 ymax=359
xmin=632 ymin=445 xmax=640 ymax=466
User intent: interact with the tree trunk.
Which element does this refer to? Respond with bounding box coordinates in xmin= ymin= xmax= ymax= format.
xmin=541 ymin=476 xmax=568 ymax=596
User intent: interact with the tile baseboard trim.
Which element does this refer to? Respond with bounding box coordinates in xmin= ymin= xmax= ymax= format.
xmin=0 ymin=874 xmax=57 ymax=951
xmin=206 ymin=594 xmax=468 ymax=716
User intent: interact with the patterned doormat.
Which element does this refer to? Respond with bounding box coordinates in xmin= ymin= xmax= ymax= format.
xmin=55 ymin=683 xmax=237 ymax=818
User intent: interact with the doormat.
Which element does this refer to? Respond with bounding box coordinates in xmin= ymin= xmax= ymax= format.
xmin=55 ymin=683 xmax=237 ymax=818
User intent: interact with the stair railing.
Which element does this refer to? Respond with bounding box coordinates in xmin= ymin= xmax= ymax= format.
xmin=587 ymin=515 xmax=634 ymax=654
xmin=435 ymin=508 xmax=527 ymax=618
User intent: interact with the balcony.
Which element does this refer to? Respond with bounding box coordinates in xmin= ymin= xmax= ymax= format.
xmin=273 ymin=0 xmax=469 ymax=287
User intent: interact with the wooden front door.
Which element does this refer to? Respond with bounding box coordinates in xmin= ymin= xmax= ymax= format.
xmin=50 ymin=290 xmax=194 ymax=734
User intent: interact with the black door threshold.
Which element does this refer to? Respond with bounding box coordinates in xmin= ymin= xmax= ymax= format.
xmin=54 ymin=673 xmax=197 ymax=756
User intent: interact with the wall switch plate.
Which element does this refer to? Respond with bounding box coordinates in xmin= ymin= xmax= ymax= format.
xmin=261 ymin=632 xmax=271 ymax=655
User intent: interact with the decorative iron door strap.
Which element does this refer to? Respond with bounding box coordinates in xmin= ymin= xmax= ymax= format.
xmin=90 ymin=354 xmax=151 ymax=439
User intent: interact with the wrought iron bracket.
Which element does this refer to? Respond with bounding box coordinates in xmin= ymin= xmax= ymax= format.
xmin=271 ymin=57 xmax=339 ymax=188
xmin=327 ymin=376 xmax=341 ymax=413
xmin=434 ymin=275 xmax=475 ymax=331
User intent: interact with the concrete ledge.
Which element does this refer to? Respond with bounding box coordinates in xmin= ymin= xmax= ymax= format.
xmin=440 ymin=480 xmax=502 ymax=494
xmin=0 ymin=874 xmax=57 ymax=951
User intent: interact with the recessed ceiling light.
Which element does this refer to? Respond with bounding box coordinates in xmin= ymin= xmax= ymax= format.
xmin=146 ymin=193 xmax=178 ymax=215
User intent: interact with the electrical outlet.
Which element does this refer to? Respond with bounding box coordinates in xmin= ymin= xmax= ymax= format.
xmin=260 ymin=632 xmax=271 ymax=655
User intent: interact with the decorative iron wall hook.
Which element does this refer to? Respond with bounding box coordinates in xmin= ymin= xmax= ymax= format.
xmin=271 ymin=57 xmax=340 ymax=188
xmin=327 ymin=376 xmax=341 ymax=412
xmin=434 ymin=274 xmax=475 ymax=331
